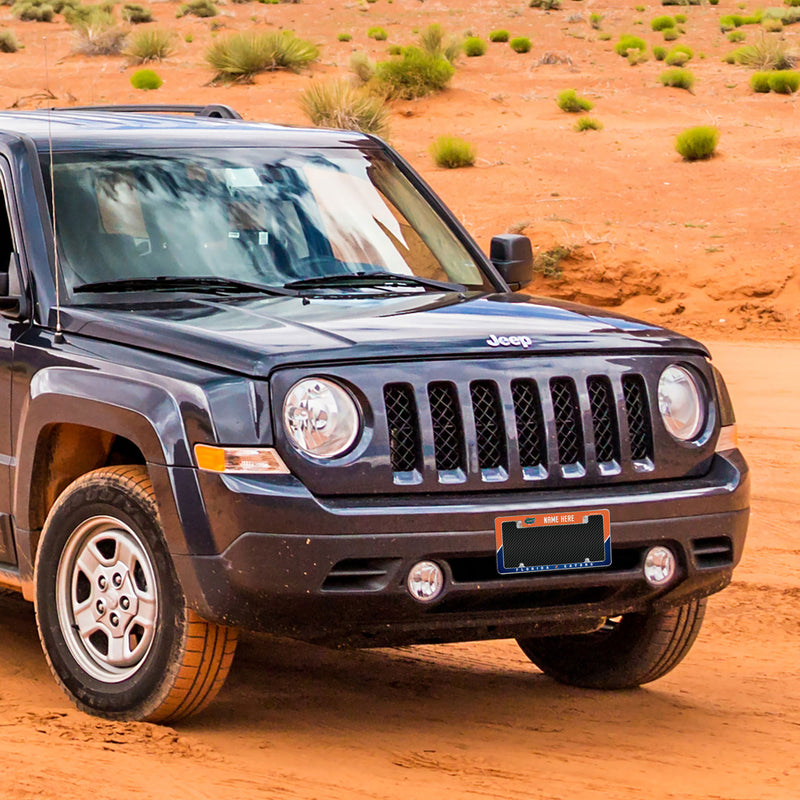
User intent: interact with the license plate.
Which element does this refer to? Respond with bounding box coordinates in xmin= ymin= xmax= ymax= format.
xmin=495 ymin=509 xmax=611 ymax=575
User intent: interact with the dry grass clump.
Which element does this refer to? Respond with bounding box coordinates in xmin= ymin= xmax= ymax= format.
xmin=12 ymin=0 xmax=54 ymax=22
xmin=299 ymin=79 xmax=389 ymax=138
xmin=71 ymin=10 xmax=127 ymax=56
xmin=0 ymin=30 xmax=19 ymax=53
xmin=206 ymin=31 xmax=319 ymax=81
xmin=125 ymin=29 xmax=175 ymax=63
xmin=429 ymin=135 xmax=475 ymax=168
xmin=574 ymin=116 xmax=602 ymax=132
xmin=177 ymin=0 xmax=217 ymax=18
xmin=725 ymin=37 xmax=796 ymax=69
xmin=121 ymin=3 xmax=151 ymax=23
xmin=417 ymin=23 xmax=462 ymax=63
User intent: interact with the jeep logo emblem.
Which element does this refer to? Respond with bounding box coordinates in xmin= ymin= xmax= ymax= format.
xmin=486 ymin=334 xmax=532 ymax=349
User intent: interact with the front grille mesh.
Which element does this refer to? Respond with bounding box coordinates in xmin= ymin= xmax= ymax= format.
xmin=384 ymin=370 xmax=659 ymax=484
xmin=428 ymin=382 xmax=465 ymax=472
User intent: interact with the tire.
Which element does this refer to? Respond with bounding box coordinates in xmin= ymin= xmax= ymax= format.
xmin=517 ymin=598 xmax=706 ymax=690
xmin=34 ymin=465 xmax=238 ymax=722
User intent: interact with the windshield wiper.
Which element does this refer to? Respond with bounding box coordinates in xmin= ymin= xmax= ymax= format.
xmin=75 ymin=276 xmax=295 ymax=296
xmin=283 ymin=271 xmax=466 ymax=294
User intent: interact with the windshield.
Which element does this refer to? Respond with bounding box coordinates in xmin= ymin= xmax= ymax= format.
xmin=42 ymin=147 xmax=491 ymax=299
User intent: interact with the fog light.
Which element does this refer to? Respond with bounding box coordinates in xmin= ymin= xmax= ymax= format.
xmin=407 ymin=561 xmax=445 ymax=603
xmin=643 ymin=546 xmax=677 ymax=587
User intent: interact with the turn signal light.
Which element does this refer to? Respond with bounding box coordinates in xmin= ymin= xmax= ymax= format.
xmin=194 ymin=445 xmax=290 ymax=474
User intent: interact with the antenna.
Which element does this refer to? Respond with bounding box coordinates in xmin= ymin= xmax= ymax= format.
xmin=43 ymin=36 xmax=63 ymax=342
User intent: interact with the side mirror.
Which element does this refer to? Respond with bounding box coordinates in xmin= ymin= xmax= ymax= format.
xmin=490 ymin=234 xmax=533 ymax=291
xmin=0 ymin=253 xmax=29 ymax=319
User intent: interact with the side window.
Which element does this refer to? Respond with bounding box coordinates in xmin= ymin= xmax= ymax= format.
xmin=0 ymin=179 xmax=15 ymax=276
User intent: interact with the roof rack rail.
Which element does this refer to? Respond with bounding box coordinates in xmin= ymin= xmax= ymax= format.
xmin=50 ymin=104 xmax=243 ymax=120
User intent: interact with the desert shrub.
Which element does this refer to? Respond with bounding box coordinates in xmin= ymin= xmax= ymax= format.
xmin=710 ymin=0 xmax=719 ymax=4
xmin=417 ymin=23 xmax=462 ymax=62
xmin=529 ymin=0 xmax=561 ymax=8
xmin=63 ymin=2 xmax=115 ymax=25
xmin=50 ymin=0 xmax=80 ymax=12
xmin=0 ymin=30 xmax=19 ymax=52
xmin=651 ymin=15 xmax=675 ymax=31
xmin=177 ymin=0 xmax=217 ymax=18
xmin=787 ymin=0 xmax=800 ymax=5
xmin=489 ymin=29 xmax=509 ymax=42
xmin=429 ymin=135 xmax=475 ymax=168
xmin=660 ymin=67 xmax=695 ymax=90
xmin=367 ymin=26 xmax=387 ymax=41
xmin=674 ymin=13 xmax=687 ymax=23
xmin=614 ymin=34 xmax=646 ymax=56
xmin=337 ymin=32 xmax=351 ymax=42
xmin=13 ymin=0 xmax=54 ymax=21
xmin=634 ymin=3 xmax=644 ymax=10
xmin=750 ymin=71 xmax=772 ymax=91
xmin=653 ymin=45 xmax=667 ymax=60
xmin=533 ymin=245 xmax=572 ymax=278
xmin=509 ymin=36 xmax=531 ymax=53
xmin=727 ymin=38 xmax=796 ymax=69
xmin=664 ymin=28 xmax=680 ymax=40
xmin=556 ymin=88 xmax=593 ymax=112
xmin=668 ymin=43 xmax=693 ymax=59
xmin=589 ymin=13 xmax=603 ymax=29
xmin=71 ymin=17 xmax=127 ymax=54
xmin=768 ymin=68 xmax=800 ymax=91
xmin=373 ymin=46 xmax=455 ymax=98
xmin=299 ymin=79 xmax=389 ymax=137
xmin=121 ymin=3 xmax=151 ymax=22
xmin=728 ymin=29 xmax=746 ymax=41
xmin=184 ymin=33 xmax=193 ymax=42
xmin=574 ymin=115 xmax=602 ymax=131
xmin=206 ymin=31 xmax=319 ymax=81
xmin=350 ymin=51 xmax=375 ymax=84
xmin=675 ymin=126 xmax=719 ymax=161
xmin=598 ymin=32 xmax=612 ymax=40
xmin=130 ymin=68 xmax=162 ymax=89
xmin=762 ymin=17 xmax=784 ymax=31
xmin=126 ymin=29 xmax=175 ymax=63
xmin=387 ymin=44 xmax=402 ymax=55
xmin=463 ymin=36 xmax=487 ymax=57
xmin=665 ymin=50 xmax=688 ymax=66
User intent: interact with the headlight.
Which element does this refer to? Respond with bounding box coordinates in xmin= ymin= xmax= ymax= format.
xmin=283 ymin=378 xmax=360 ymax=458
xmin=658 ymin=365 xmax=704 ymax=441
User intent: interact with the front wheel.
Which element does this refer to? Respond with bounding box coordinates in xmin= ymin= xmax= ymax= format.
xmin=34 ymin=465 xmax=238 ymax=722
xmin=517 ymin=599 xmax=706 ymax=689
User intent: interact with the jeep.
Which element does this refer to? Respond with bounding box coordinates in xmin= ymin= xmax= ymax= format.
xmin=0 ymin=104 xmax=748 ymax=721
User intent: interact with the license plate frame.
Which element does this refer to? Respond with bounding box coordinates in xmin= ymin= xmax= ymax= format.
xmin=495 ymin=509 xmax=611 ymax=575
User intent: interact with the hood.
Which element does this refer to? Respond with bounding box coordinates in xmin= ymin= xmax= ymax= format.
xmin=58 ymin=292 xmax=708 ymax=377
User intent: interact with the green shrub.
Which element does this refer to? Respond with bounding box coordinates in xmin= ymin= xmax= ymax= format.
xmin=750 ymin=71 xmax=772 ymax=91
xmin=663 ymin=28 xmax=680 ymax=40
xmin=429 ymin=135 xmax=476 ymax=168
xmin=574 ymin=115 xmax=602 ymax=131
xmin=634 ymin=3 xmax=645 ymax=10
xmin=614 ymin=34 xmax=646 ymax=56
xmin=660 ymin=67 xmax=695 ymax=90
xmin=710 ymin=0 xmax=719 ymax=5
xmin=675 ymin=126 xmax=719 ymax=161
xmin=728 ymin=29 xmax=746 ymax=41
xmin=299 ymin=79 xmax=389 ymax=137
xmin=667 ymin=43 xmax=693 ymax=60
xmin=509 ymin=36 xmax=531 ymax=53
xmin=653 ymin=45 xmax=667 ymax=60
xmin=0 ymin=30 xmax=19 ymax=52
xmin=665 ymin=51 xmax=688 ymax=66
xmin=126 ymin=29 xmax=175 ymax=63
xmin=177 ymin=0 xmax=217 ymax=17
xmin=206 ymin=31 xmax=319 ymax=81
xmin=130 ymin=68 xmax=162 ymax=90
xmin=556 ymin=88 xmax=593 ymax=112
xmin=374 ymin=47 xmax=455 ymax=98
xmin=598 ymin=32 xmax=612 ymax=40
xmin=674 ymin=13 xmax=687 ymax=23
xmin=13 ymin=0 xmax=54 ymax=22
xmin=337 ymin=32 xmax=352 ymax=42
xmin=768 ymin=69 xmax=800 ymax=92
xmin=762 ymin=17 xmax=784 ymax=31
xmin=367 ymin=26 xmax=387 ymax=41
xmin=589 ymin=13 xmax=603 ymax=29
xmin=533 ymin=245 xmax=573 ymax=278
xmin=417 ymin=23 xmax=462 ymax=62
xmin=786 ymin=0 xmax=800 ymax=6
xmin=121 ymin=3 xmax=151 ymax=22
xmin=529 ymin=0 xmax=561 ymax=8
xmin=387 ymin=44 xmax=402 ymax=55
xmin=651 ymin=15 xmax=675 ymax=31
xmin=463 ymin=36 xmax=487 ymax=56
xmin=489 ymin=29 xmax=509 ymax=42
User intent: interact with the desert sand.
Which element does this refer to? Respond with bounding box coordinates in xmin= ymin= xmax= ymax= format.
xmin=0 ymin=0 xmax=797 ymax=796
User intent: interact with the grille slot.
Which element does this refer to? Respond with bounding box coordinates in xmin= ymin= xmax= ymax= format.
xmin=512 ymin=379 xmax=546 ymax=474
xmin=384 ymin=383 xmax=421 ymax=473
xmin=428 ymin=382 xmax=466 ymax=473
xmin=550 ymin=378 xmax=584 ymax=469
xmin=588 ymin=376 xmax=620 ymax=465
xmin=623 ymin=375 xmax=653 ymax=462
xmin=322 ymin=558 xmax=399 ymax=592
xmin=470 ymin=380 xmax=507 ymax=473
xmin=691 ymin=536 xmax=733 ymax=569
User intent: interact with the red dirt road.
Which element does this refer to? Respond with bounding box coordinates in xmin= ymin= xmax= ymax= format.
xmin=0 ymin=339 xmax=796 ymax=799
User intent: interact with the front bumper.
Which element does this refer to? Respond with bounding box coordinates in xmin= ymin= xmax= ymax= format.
xmin=163 ymin=449 xmax=749 ymax=646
